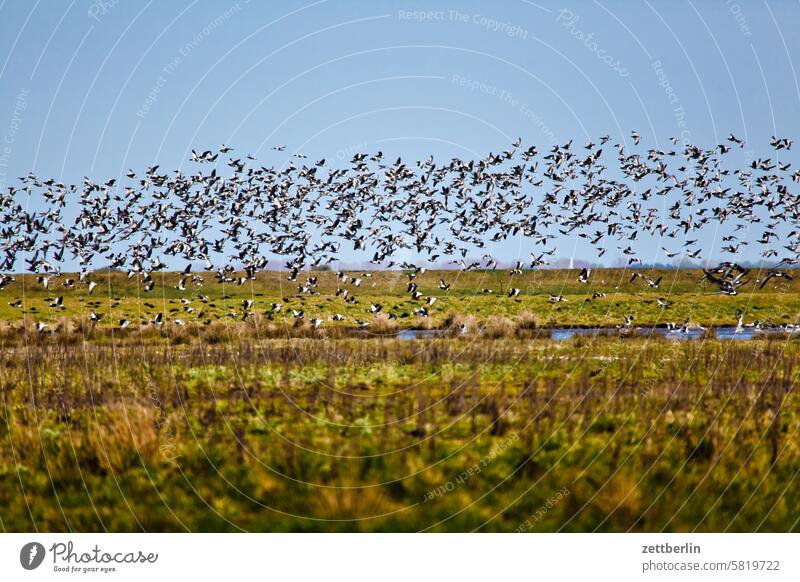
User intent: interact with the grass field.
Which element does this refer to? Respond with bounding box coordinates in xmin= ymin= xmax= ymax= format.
xmin=1 ymin=268 xmax=799 ymax=334
xmin=1 ymin=269 xmax=799 ymax=532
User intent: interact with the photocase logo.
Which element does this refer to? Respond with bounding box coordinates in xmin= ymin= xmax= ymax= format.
xmin=20 ymin=542 xmax=46 ymax=570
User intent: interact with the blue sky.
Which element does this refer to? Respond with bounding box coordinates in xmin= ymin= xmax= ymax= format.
xmin=0 ymin=0 xmax=798 ymax=268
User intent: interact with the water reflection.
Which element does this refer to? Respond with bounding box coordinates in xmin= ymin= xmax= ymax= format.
xmin=392 ymin=326 xmax=796 ymax=341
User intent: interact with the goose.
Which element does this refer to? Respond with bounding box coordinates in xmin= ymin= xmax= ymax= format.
xmin=646 ymin=275 xmax=663 ymax=288
xmin=0 ymin=133 xmax=797 ymax=323
xmin=759 ymin=270 xmax=793 ymax=289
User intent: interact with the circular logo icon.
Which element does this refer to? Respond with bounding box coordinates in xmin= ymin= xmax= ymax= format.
xmin=20 ymin=542 xmax=46 ymax=570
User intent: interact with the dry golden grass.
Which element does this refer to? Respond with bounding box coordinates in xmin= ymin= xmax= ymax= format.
xmin=0 ymin=335 xmax=798 ymax=532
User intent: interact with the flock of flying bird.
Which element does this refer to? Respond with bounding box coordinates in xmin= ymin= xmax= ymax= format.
xmin=0 ymin=132 xmax=798 ymax=333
